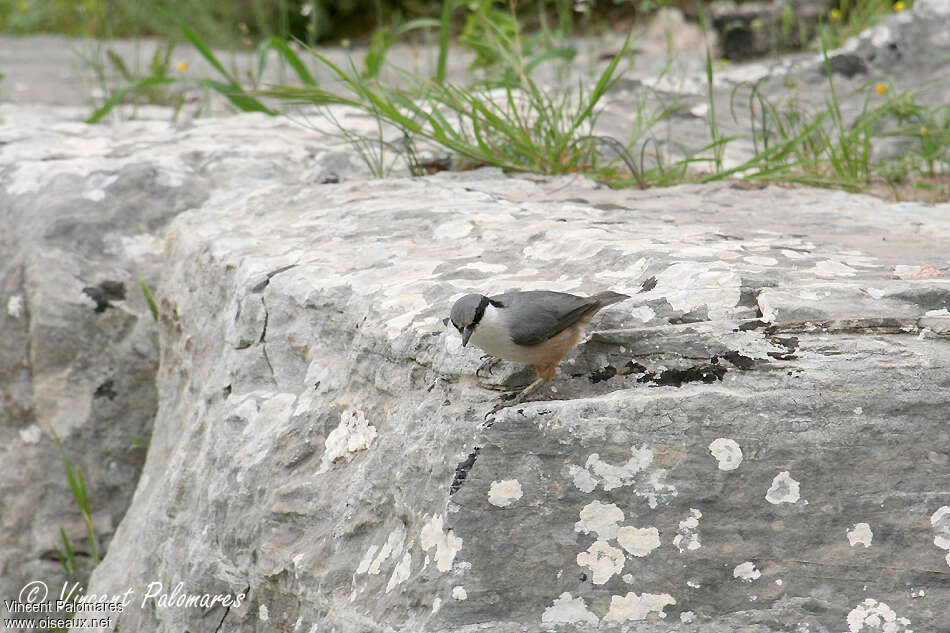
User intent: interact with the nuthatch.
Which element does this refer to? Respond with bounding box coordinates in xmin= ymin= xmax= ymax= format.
xmin=449 ymin=290 xmax=629 ymax=402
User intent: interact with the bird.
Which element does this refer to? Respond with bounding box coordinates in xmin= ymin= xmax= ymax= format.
xmin=449 ymin=290 xmax=630 ymax=406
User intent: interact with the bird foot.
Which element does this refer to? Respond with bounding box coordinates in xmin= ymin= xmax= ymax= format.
xmin=484 ymin=377 xmax=545 ymax=419
xmin=476 ymin=355 xmax=501 ymax=378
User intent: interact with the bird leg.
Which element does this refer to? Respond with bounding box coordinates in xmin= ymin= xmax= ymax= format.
xmin=485 ymin=365 xmax=555 ymax=418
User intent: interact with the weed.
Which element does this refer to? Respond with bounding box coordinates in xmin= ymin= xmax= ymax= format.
xmin=259 ymin=24 xmax=631 ymax=176
xmin=49 ymin=426 xmax=100 ymax=578
xmin=817 ymin=0 xmax=915 ymax=51
xmin=140 ymin=281 xmax=159 ymax=323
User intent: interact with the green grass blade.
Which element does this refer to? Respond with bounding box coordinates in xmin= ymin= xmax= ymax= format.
xmin=178 ymin=22 xmax=239 ymax=88
xmin=258 ymin=37 xmax=317 ymax=86
xmin=437 ymin=0 xmax=454 ymax=84
xmin=75 ymin=465 xmax=90 ymax=511
xmin=86 ymin=77 xmax=176 ymax=123
xmin=140 ymin=281 xmax=159 ymax=323
xmin=58 ymin=527 xmax=76 ymax=577
xmin=191 ymin=78 xmax=276 ymax=114
xmin=81 ymin=507 xmax=100 ymax=564
xmin=106 ymin=49 xmax=133 ymax=82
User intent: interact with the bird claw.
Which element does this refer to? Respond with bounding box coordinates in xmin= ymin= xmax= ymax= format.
xmin=476 ymin=355 xmax=501 ymax=378
xmin=485 ymin=402 xmax=508 ymax=420
xmin=483 ymin=384 xmax=536 ymax=419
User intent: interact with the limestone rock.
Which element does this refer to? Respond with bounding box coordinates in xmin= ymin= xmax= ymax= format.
xmin=52 ymin=129 xmax=945 ymax=631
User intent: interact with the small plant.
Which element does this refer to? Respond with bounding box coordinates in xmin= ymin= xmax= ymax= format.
xmin=817 ymin=0 xmax=914 ymax=51
xmin=87 ymin=12 xmax=314 ymax=123
xmin=49 ymin=426 xmax=100 ymax=578
xmin=459 ymin=0 xmax=577 ymax=85
xmin=258 ymin=29 xmax=630 ymax=176
xmin=140 ymin=281 xmax=159 ymax=323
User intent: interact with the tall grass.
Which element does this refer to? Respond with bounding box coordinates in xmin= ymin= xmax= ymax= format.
xmin=80 ymin=0 xmax=948 ymax=198
xmin=49 ymin=426 xmax=100 ymax=577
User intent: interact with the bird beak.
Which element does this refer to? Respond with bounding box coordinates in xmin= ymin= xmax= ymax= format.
xmin=461 ymin=325 xmax=474 ymax=347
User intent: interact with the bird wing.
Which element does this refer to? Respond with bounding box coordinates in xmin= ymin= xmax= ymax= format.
xmin=490 ymin=291 xmax=601 ymax=346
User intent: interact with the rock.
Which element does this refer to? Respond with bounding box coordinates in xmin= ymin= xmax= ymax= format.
xmin=1 ymin=6 xmax=949 ymax=632
xmin=1 ymin=107 xmax=934 ymax=632
xmin=710 ymin=0 xmax=828 ymax=61
xmin=0 ymin=104 xmax=371 ymax=627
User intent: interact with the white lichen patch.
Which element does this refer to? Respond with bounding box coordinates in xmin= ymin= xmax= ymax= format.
xmin=420 ymin=514 xmax=463 ymax=572
xmin=317 ymin=408 xmax=377 ymax=473
xmin=569 ymin=465 xmax=598 ymax=493
xmin=931 ymin=506 xmax=950 ymax=567
xmin=356 ymin=545 xmax=378 ymax=575
xmin=432 ymin=597 xmax=442 ymax=613
xmin=845 ymin=599 xmax=912 ymax=633
xmin=385 ymin=550 xmax=412 ymax=593
xmin=680 ymin=611 xmax=696 ymax=624
xmin=18 ymin=424 xmax=42 ymax=444
xmin=540 ymin=593 xmax=599 ymax=626
xmin=673 ymin=508 xmax=702 ymax=552
xmin=865 ymin=287 xmax=887 ymax=299
xmin=847 ymin=523 xmax=873 ymax=548
xmin=616 ymin=526 xmax=660 ymax=557
xmin=7 ymin=294 xmax=23 ymax=319
xmin=576 ymin=540 xmax=625 ymax=585
xmin=708 ymin=438 xmax=743 ymax=471
xmin=575 ymin=501 xmax=624 ymax=540
xmin=766 ymin=471 xmax=801 ymax=504
xmin=646 ymin=261 xmax=741 ymax=319
xmin=733 ymin=561 xmax=761 ymax=581
xmin=627 ymin=304 xmax=656 ymax=323
xmin=603 ymin=591 xmax=676 ymax=622
xmin=451 ymin=586 xmax=467 ymax=601
xmin=584 ymin=447 xmax=654 ymax=490
xmin=569 ymin=446 xmax=675 ymax=507
xmin=366 ymin=525 xmax=406 ymax=576
xmin=488 ymin=479 xmax=523 ymax=507
xmin=258 ymin=604 xmax=269 ymax=621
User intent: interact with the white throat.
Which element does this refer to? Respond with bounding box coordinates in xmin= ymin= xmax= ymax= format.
xmin=468 ymin=304 xmax=535 ymax=364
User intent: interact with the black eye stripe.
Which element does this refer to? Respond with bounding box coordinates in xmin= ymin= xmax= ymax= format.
xmin=473 ymin=295 xmax=491 ymax=325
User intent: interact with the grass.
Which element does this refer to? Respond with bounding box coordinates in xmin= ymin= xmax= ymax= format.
xmin=141 ymin=281 xmax=159 ymax=323
xmin=49 ymin=426 xmax=100 ymax=578
xmin=28 ymin=0 xmax=950 ymax=200
xmin=256 ymin=0 xmax=632 ymax=178
xmin=818 ymin=0 xmax=914 ymax=52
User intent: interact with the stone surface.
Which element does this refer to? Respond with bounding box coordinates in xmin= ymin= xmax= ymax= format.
xmin=0 ymin=5 xmax=948 ymax=633
xmin=0 ymin=104 xmax=371 ymax=627
xmin=710 ymin=0 xmax=827 ymax=60
xmin=1 ymin=103 xmax=936 ymax=632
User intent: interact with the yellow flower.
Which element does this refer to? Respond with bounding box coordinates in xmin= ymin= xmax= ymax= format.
xmin=893 ymin=1 xmax=906 ymax=11
xmin=875 ymin=82 xmax=887 ymax=95
xmin=176 ymin=62 xmax=188 ymax=73
xmin=829 ymin=8 xmax=842 ymax=21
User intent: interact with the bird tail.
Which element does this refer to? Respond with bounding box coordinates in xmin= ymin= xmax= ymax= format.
xmin=590 ymin=291 xmax=630 ymax=308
